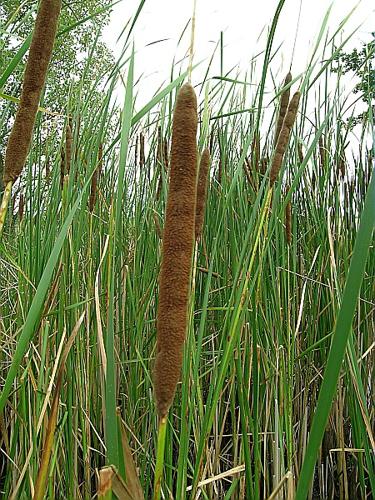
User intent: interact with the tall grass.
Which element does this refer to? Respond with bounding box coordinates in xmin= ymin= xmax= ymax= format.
xmin=0 ymin=2 xmax=374 ymax=499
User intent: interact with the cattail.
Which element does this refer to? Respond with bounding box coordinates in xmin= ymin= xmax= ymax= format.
xmin=3 ymin=0 xmax=62 ymax=184
xmin=285 ymin=186 xmax=292 ymax=245
xmin=274 ymin=72 xmax=292 ymax=147
xmin=89 ymin=143 xmax=103 ymax=212
xmin=270 ymin=91 xmax=301 ymax=186
xmin=153 ymin=83 xmax=198 ymax=418
xmin=195 ymin=148 xmax=211 ymax=240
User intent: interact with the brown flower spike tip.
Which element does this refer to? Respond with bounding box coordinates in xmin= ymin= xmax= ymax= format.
xmin=3 ymin=0 xmax=62 ymax=184
xmin=153 ymin=83 xmax=198 ymax=418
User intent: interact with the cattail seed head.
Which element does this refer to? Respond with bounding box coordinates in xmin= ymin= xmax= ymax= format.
xmin=195 ymin=148 xmax=211 ymax=240
xmin=270 ymin=91 xmax=301 ymax=186
xmin=153 ymin=83 xmax=198 ymax=418
xmin=3 ymin=0 xmax=62 ymax=184
xmin=274 ymin=72 xmax=292 ymax=147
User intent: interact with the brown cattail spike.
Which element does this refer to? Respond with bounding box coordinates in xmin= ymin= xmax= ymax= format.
xmin=270 ymin=91 xmax=301 ymax=186
xmin=153 ymin=83 xmax=198 ymax=418
xmin=3 ymin=0 xmax=62 ymax=184
xmin=195 ymin=148 xmax=211 ymax=240
xmin=274 ymin=72 xmax=292 ymax=147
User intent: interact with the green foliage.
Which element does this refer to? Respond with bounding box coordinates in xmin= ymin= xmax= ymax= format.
xmin=333 ymin=33 xmax=375 ymax=126
xmin=0 ymin=0 xmax=114 ymax=154
xmin=0 ymin=2 xmax=374 ymax=499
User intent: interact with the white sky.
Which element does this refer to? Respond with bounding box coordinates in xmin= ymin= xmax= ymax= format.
xmin=103 ymin=0 xmax=374 ymax=107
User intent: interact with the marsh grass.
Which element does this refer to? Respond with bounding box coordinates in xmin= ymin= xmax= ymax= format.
xmin=0 ymin=2 xmax=374 ymax=500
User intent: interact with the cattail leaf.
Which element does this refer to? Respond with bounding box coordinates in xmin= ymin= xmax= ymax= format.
xmin=0 ymin=175 xmax=93 ymax=414
xmin=295 ymin=170 xmax=375 ymax=499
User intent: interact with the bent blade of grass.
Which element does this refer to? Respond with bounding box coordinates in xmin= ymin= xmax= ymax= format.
xmin=295 ymin=169 xmax=375 ymax=500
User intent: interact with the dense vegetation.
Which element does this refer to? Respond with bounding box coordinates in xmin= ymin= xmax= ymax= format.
xmin=0 ymin=1 xmax=374 ymax=499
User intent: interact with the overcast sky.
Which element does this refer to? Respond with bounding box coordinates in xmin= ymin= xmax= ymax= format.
xmin=103 ymin=0 xmax=374 ymax=106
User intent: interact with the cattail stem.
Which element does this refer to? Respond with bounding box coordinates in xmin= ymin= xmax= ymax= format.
xmin=0 ymin=181 xmax=13 ymax=238
xmin=153 ymin=416 xmax=167 ymax=500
